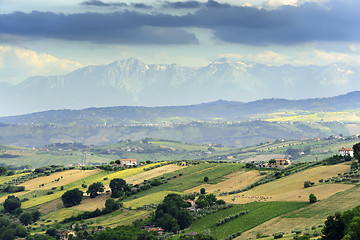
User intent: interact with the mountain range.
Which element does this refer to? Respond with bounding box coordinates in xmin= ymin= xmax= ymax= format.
xmin=1 ymin=57 xmax=360 ymax=116
xmin=1 ymin=91 xmax=360 ymax=126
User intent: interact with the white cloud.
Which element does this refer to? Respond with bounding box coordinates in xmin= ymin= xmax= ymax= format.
xmin=0 ymin=45 xmax=82 ymax=84
xmin=294 ymin=50 xmax=360 ymax=66
xmin=246 ymin=50 xmax=289 ymax=65
xmin=263 ymin=0 xmax=329 ymax=8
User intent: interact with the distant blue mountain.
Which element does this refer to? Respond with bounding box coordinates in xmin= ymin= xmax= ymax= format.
xmin=1 ymin=58 xmax=360 ymax=116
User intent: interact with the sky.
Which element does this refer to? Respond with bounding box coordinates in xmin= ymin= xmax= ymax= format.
xmin=0 ymin=0 xmax=360 ymax=86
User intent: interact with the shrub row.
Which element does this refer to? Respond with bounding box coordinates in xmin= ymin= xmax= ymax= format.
xmin=216 ymin=211 xmax=249 ymax=226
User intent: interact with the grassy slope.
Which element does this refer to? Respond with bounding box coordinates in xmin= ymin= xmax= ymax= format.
xmin=124 ymin=163 xmax=242 ymax=205
xmin=187 ymin=201 xmax=308 ymax=239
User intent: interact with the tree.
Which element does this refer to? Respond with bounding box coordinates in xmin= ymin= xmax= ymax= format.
xmin=200 ymin=188 xmax=206 ymax=194
xmin=309 ymin=193 xmax=317 ymax=203
xmin=19 ymin=212 xmax=33 ymax=225
xmin=154 ymin=194 xmax=192 ymax=233
xmin=3 ymin=195 xmax=21 ymax=214
xmin=351 ymin=161 xmax=358 ymax=170
xmin=0 ymin=166 xmax=8 ymax=176
xmin=304 ymin=181 xmax=314 ymax=188
xmin=87 ymin=182 xmax=105 ymax=198
xmin=61 ymin=188 xmax=83 ymax=207
xmin=353 ymin=142 xmax=360 ymax=161
xmin=322 ymin=212 xmax=345 ymax=239
xmin=104 ymin=198 xmax=120 ymax=213
xmin=109 ymin=178 xmax=127 ymax=198
xmin=203 ymin=176 xmax=209 ymax=182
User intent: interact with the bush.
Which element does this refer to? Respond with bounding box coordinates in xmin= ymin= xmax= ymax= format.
xmin=61 ymin=188 xmax=83 ymax=207
xmin=273 ymin=232 xmax=284 ymax=239
xmin=309 ymin=193 xmax=317 ymax=203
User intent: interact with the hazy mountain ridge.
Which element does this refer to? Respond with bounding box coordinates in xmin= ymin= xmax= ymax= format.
xmin=1 ymin=58 xmax=360 ymax=116
xmin=2 ymin=91 xmax=360 ymax=126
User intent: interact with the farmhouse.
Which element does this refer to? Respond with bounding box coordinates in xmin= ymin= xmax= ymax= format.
xmin=269 ymin=159 xmax=291 ymax=168
xmin=121 ymin=159 xmax=137 ymax=166
xmin=338 ymin=147 xmax=354 ymax=157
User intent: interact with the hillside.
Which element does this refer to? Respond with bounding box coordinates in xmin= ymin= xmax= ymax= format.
xmin=2 ymin=91 xmax=360 ymax=125
xmin=1 ymin=155 xmax=360 ymax=239
xmin=0 ymin=136 xmax=358 ymax=169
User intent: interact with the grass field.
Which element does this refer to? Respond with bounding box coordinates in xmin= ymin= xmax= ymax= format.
xmin=19 ymin=163 xmax=165 ymax=209
xmin=219 ymin=163 xmax=352 ymax=203
xmin=241 ymin=184 xmax=360 ymax=239
xmin=125 ymin=163 xmax=242 ymax=202
xmin=264 ymin=110 xmax=360 ymax=123
xmin=187 ymin=201 xmax=309 ymax=240
xmin=185 ymin=170 xmax=263 ymax=195
xmin=123 ymin=191 xmax=182 ymax=208
xmin=88 ymin=209 xmax=149 ymax=228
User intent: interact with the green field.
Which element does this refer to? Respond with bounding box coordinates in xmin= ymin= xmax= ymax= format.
xmin=187 ymin=201 xmax=309 ymax=239
xmin=124 ymin=163 xmax=242 ymax=202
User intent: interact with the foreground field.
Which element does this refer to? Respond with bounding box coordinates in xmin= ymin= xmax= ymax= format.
xmin=220 ymin=163 xmax=351 ymax=203
xmin=241 ymin=184 xmax=360 ymax=239
xmin=187 ymin=201 xmax=308 ymax=240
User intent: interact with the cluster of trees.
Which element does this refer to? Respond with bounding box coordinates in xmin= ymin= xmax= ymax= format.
xmin=61 ymin=188 xmax=83 ymax=207
xmin=0 ymin=216 xmax=28 ymax=240
xmin=196 ymin=193 xmax=224 ymax=209
xmin=0 ymin=195 xmax=41 ymax=240
xmin=322 ymin=205 xmax=360 ymax=239
xmin=323 ymin=154 xmax=352 ymax=165
xmin=87 ymin=182 xmax=104 ymax=198
xmin=154 ymin=194 xmax=193 ymax=233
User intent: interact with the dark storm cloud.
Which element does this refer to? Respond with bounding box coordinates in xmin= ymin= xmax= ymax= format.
xmin=81 ymin=0 xmax=112 ymax=7
xmin=162 ymin=1 xmax=201 ymax=9
xmin=1 ymin=0 xmax=359 ymax=45
xmin=0 ymin=11 xmax=197 ymax=44
xmin=131 ymin=3 xmax=153 ymax=9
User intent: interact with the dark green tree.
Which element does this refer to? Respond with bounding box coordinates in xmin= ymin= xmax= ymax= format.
xmin=61 ymin=188 xmax=83 ymax=207
xmin=309 ymin=193 xmax=317 ymax=203
xmin=154 ymin=194 xmax=192 ymax=233
xmin=351 ymin=161 xmax=358 ymax=170
xmin=0 ymin=166 xmax=8 ymax=176
xmin=200 ymin=188 xmax=206 ymax=194
xmin=19 ymin=212 xmax=33 ymax=225
xmin=203 ymin=176 xmax=209 ymax=182
xmin=3 ymin=195 xmax=21 ymax=214
xmin=109 ymin=178 xmax=127 ymax=198
xmin=104 ymin=198 xmax=120 ymax=213
xmin=322 ymin=212 xmax=345 ymax=240
xmin=87 ymin=182 xmax=105 ymax=198
xmin=353 ymin=142 xmax=360 ymax=161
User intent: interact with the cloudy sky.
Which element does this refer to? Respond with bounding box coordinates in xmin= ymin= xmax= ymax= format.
xmin=0 ymin=0 xmax=359 ymax=85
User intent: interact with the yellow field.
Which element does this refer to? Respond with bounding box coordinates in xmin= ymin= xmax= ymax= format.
xmin=123 ymin=191 xmax=181 ymax=208
xmin=73 ymin=194 xmax=111 ymax=211
xmin=219 ymin=163 xmax=351 ymax=203
xmin=0 ymin=169 xmax=100 ymax=204
xmin=124 ymin=164 xmax=185 ymax=185
xmin=265 ymin=111 xmax=360 ymax=123
xmin=20 ymin=163 xmax=166 ymax=209
xmin=21 ymin=169 xmax=100 ymax=190
xmin=185 ymin=170 xmax=263 ymax=195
